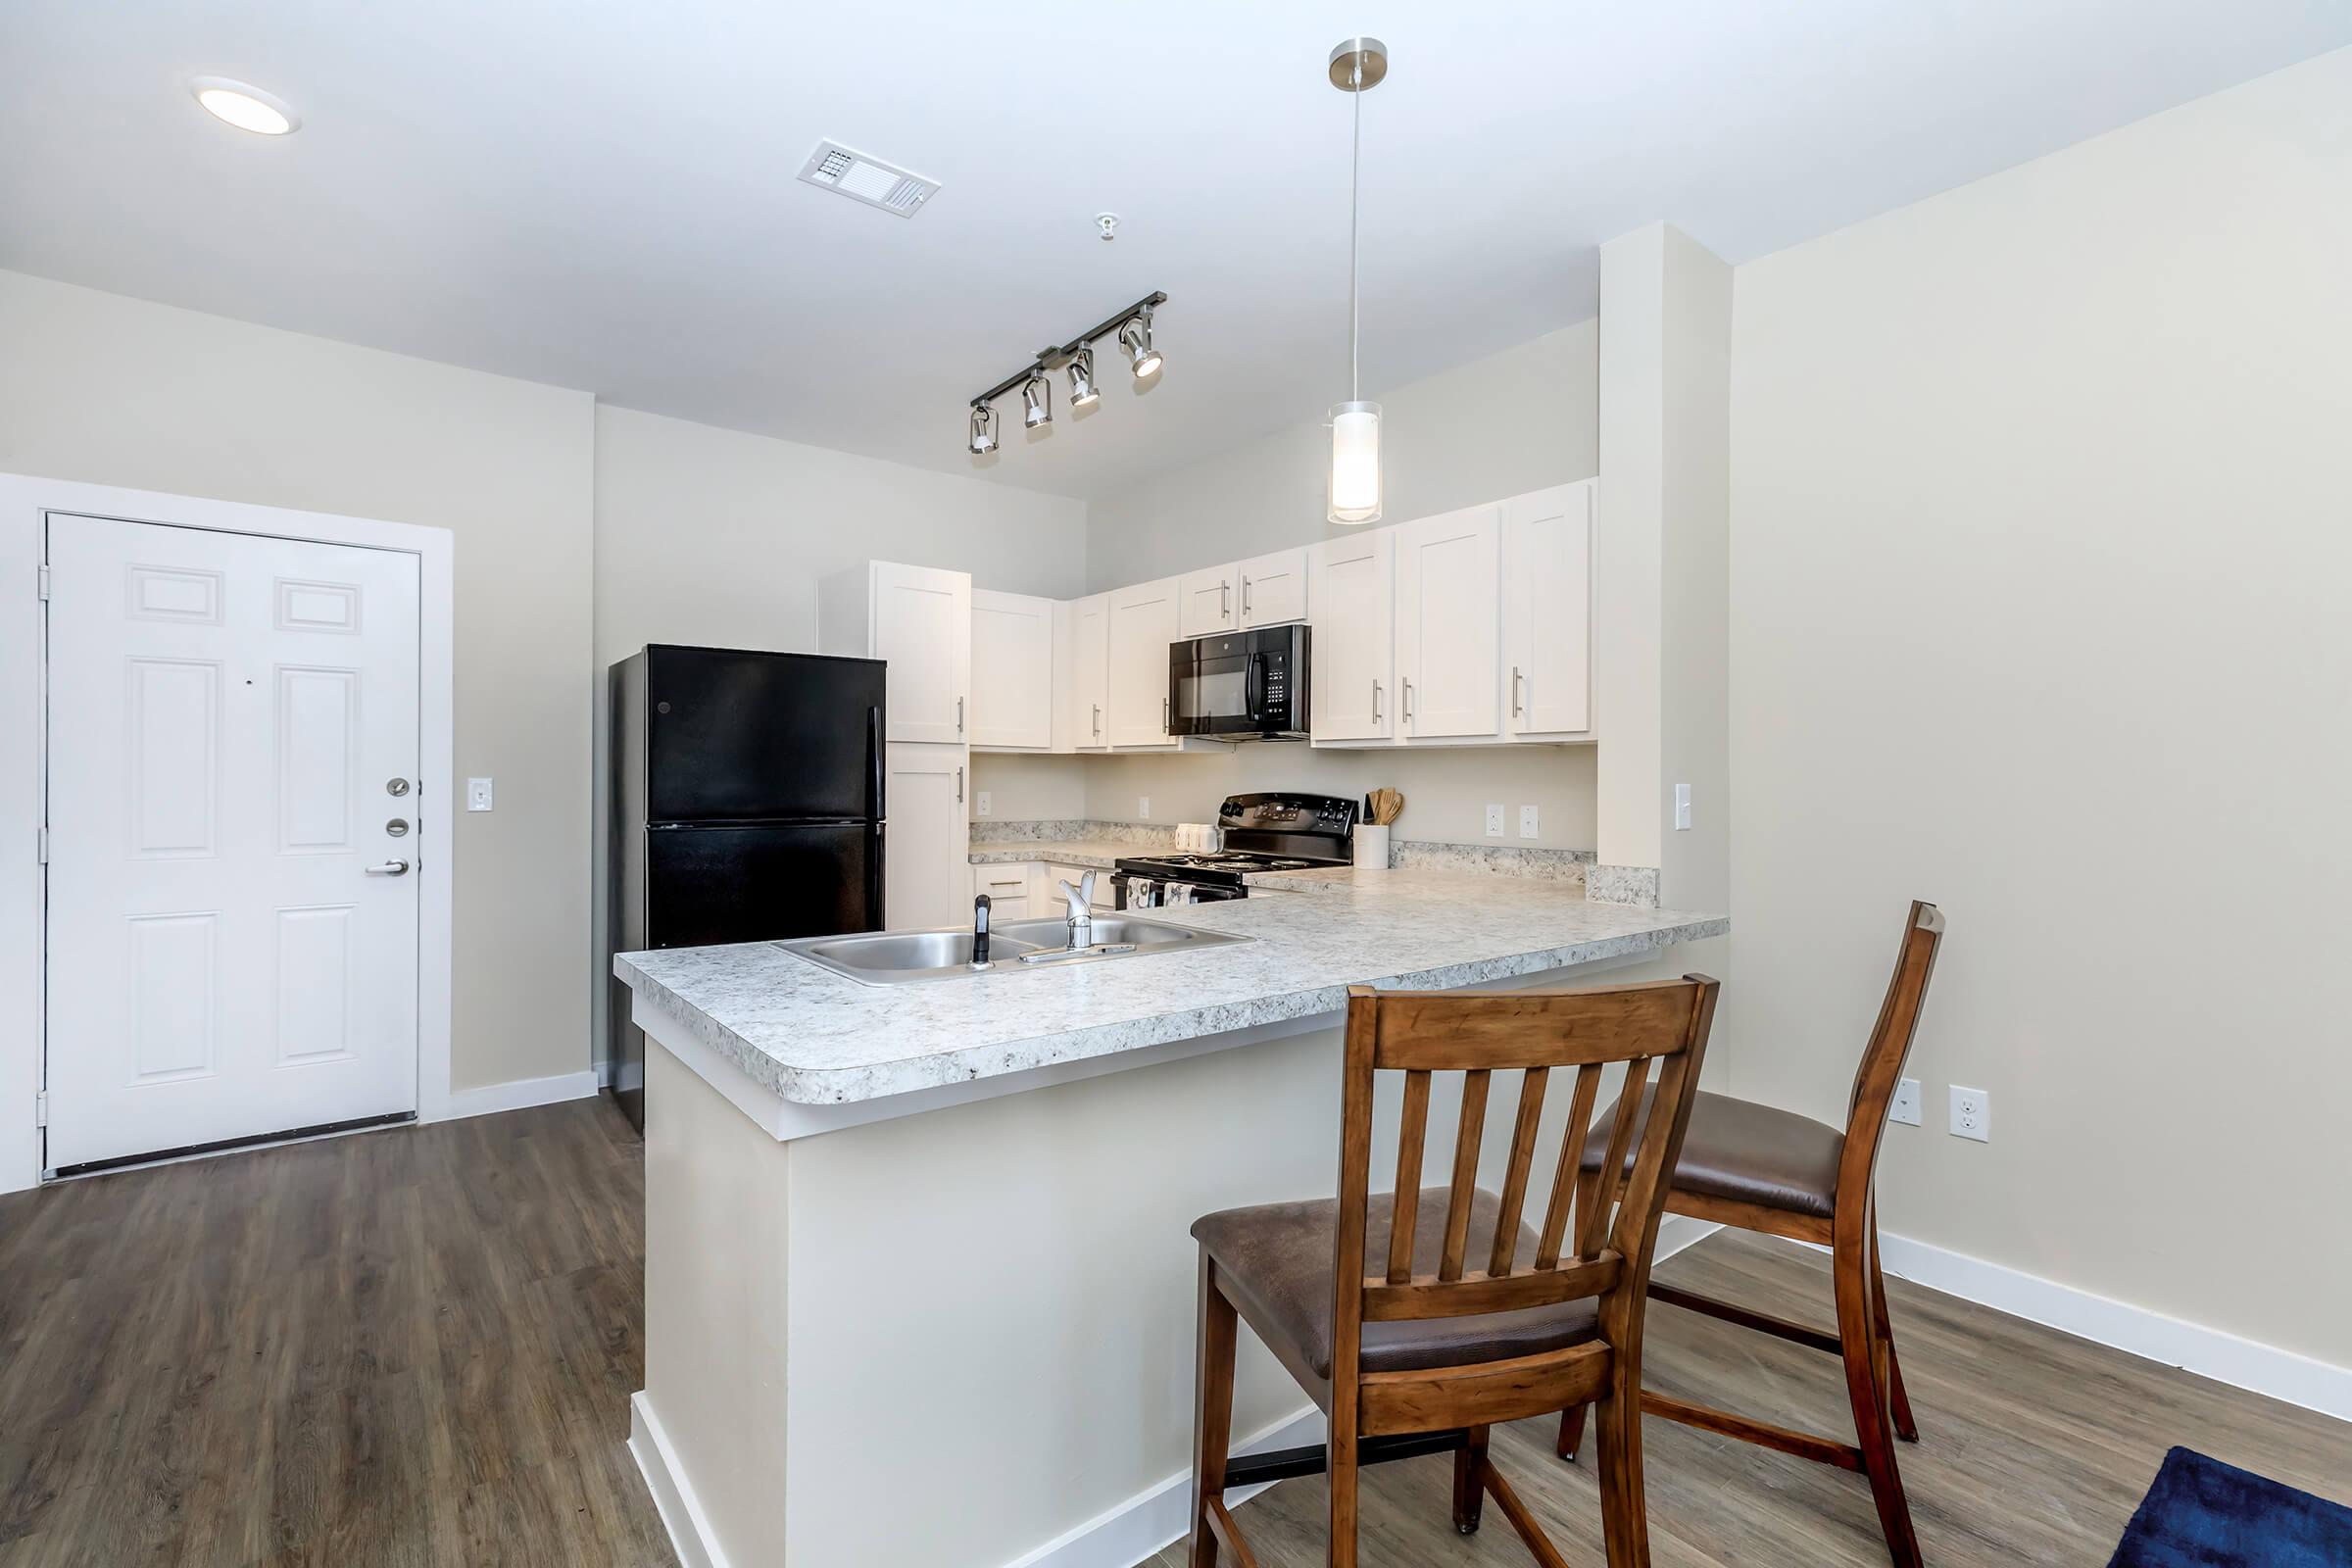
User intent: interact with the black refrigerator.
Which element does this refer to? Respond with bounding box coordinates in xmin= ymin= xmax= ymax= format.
xmin=607 ymin=644 xmax=886 ymax=1131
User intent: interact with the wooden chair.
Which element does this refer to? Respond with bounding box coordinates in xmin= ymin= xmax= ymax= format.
xmin=1555 ymin=902 xmax=1945 ymax=1568
xmin=1188 ymin=974 xmax=1720 ymax=1568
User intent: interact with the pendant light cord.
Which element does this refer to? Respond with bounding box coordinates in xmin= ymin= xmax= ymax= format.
xmin=1348 ymin=62 xmax=1362 ymax=401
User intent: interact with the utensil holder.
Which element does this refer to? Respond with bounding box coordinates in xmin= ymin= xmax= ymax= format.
xmin=1353 ymin=823 xmax=1391 ymax=870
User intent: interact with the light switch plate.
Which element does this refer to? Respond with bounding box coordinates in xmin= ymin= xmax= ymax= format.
xmin=975 ymin=791 xmax=992 ymax=817
xmin=466 ymin=777 xmax=494 ymax=812
xmin=1949 ymin=1085 xmax=1990 ymax=1142
xmin=1674 ymin=783 xmax=1692 ymax=831
xmin=1518 ymin=805 xmax=1540 ymax=839
xmin=1889 ymin=1078 xmax=1922 ymax=1126
xmin=1485 ymin=804 xmax=1505 ymax=837
xmin=1138 ymin=796 xmax=1150 ymax=819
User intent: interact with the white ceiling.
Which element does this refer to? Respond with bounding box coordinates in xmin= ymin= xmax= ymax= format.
xmin=4 ymin=3 xmax=2344 ymax=500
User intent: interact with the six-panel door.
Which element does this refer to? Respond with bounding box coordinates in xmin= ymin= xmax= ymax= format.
xmin=45 ymin=514 xmax=422 ymax=1170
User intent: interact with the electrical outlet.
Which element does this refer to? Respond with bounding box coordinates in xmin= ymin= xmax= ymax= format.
xmin=975 ymin=791 xmax=992 ymax=817
xmin=1485 ymin=804 xmax=1505 ymax=837
xmin=1138 ymin=796 xmax=1150 ymax=819
xmin=1519 ymin=805 xmax=1540 ymax=839
xmin=1949 ymin=1085 xmax=1990 ymax=1143
xmin=466 ymin=777 xmax=494 ymax=812
xmin=1674 ymin=783 xmax=1692 ymax=831
xmin=1889 ymin=1077 xmax=1922 ymax=1126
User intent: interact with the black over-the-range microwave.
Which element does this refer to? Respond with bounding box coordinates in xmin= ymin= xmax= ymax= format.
xmin=1166 ymin=623 xmax=1310 ymax=740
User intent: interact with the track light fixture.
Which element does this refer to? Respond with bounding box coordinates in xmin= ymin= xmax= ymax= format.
xmin=963 ymin=291 xmax=1166 ymax=457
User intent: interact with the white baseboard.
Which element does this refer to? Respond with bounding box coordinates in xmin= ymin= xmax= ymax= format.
xmin=1872 ymin=1230 xmax=2352 ymax=1425
xmin=630 ymin=1393 xmax=732 ymax=1568
xmin=436 ymin=1068 xmax=600 ymax=1122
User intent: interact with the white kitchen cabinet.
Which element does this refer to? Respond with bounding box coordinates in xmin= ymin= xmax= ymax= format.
xmin=1066 ymin=593 xmax=1109 ymax=751
xmin=1502 ymin=481 xmax=1594 ymax=740
xmin=1393 ymin=504 xmax=1502 ymax=742
xmin=884 ymin=743 xmax=970 ymax=930
xmin=971 ymin=862 xmax=1034 ymax=922
xmin=1237 ymin=547 xmax=1309 ymax=628
xmin=1106 ymin=577 xmax=1180 ymax=748
xmin=1308 ymin=530 xmax=1395 ymax=743
xmin=969 ymin=588 xmax=1055 ymax=750
xmin=820 ymin=561 xmax=971 ymax=746
xmin=1178 ymin=565 xmax=1238 ymax=639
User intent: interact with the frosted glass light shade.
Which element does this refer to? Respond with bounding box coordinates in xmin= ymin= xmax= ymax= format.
xmin=1328 ymin=401 xmax=1382 ymax=524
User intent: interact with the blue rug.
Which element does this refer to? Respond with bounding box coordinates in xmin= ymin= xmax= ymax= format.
xmin=2108 ymin=1447 xmax=2352 ymax=1566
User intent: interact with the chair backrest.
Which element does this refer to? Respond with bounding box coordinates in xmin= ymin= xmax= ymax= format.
xmin=1332 ymin=976 xmax=1719 ymax=1352
xmin=1837 ymin=901 xmax=1946 ymax=1211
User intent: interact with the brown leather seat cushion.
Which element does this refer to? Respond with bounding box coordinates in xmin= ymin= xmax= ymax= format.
xmin=1582 ymin=1087 xmax=1844 ymax=1220
xmin=1191 ymin=1187 xmax=1600 ymax=1381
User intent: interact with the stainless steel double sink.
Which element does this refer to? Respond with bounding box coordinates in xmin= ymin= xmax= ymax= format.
xmin=776 ymin=915 xmax=1250 ymax=986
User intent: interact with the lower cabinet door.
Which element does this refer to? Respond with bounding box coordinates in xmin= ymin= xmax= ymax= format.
xmin=884 ymin=743 xmax=969 ymax=930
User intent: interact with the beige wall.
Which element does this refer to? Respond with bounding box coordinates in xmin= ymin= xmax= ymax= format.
xmin=0 ymin=270 xmax=595 ymax=1093
xmin=1725 ymin=49 xmax=2352 ymax=1364
xmin=1077 ymin=320 xmax=1603 ymax=849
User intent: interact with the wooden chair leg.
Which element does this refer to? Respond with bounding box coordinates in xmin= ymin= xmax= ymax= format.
xmin=1556 ymin=1401 xmax=1589 ymax=1462
xmin=1870 ymin=1229 xmax=1918 ymax=1442
xmin=1592 ymin=1384 xmax=1650 ymax=1567
xmin=1837 ymin=1243 xmax=1922 ymax=1568
xmin=1329 ymin=1425 xmax=1360 ymax=1568
xmin=1190 ymin=1252 xmax=1237 ymax=1568
xmin=1452 ymin=1425 xmax=1490 ymax=1534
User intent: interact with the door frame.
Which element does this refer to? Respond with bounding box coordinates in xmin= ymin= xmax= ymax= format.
xmin=0 ymin=472 xmax=457 ymax=1192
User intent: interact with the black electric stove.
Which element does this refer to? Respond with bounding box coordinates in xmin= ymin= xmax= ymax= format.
xmin=1113 ymin=792 xmax=1358 ymax=907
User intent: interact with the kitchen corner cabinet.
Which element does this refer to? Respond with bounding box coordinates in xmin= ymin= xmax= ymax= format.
xmin=968 ymin=588 xmax=1055 ymax=750
xmin=820 ymin=561 xmax=971 ymax=745
xmin=1393 ymin=504 xmax=1503 ymax=742
xmin=885 ymin=744 xmax=969 ymax=930
xmin=1106 ymin=577 xmax=1180 ymax=747
xmin=1501 ymin=480 xmax=1594 ymax=740
xmin=1308 ymin=530 xmax=1395 ymax=743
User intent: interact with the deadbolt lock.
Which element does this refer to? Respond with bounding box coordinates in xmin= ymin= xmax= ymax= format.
xmin=386 ymin=777 xmax=412 ymax=797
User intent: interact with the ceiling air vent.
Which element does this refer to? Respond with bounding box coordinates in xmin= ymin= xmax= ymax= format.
xmin=795 ymin=140 xmax=940 ymax=218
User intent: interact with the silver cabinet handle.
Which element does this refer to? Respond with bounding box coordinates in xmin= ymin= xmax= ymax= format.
xmin=956 ymin=766 xmax=964 ymax=804
xmin=1162 ymin=696 xmax=1171 ymax=730
xmin=1092 ymin=702 xmax=1101 ymax=737
xmin=1242 ymin=577 xmax=1252 ymax=616
xmin=956 ymin=696 xmax=964 ymax=734
xmin=1371 ymin=679 xmax=1382 ymax=724
xmin=1402 ymin=677 xmax=1415 ymax=727
xmin=1221 ymin=580 xmax=1232 ymax=619
xmin=365 ymin=859 xmax=411 ymax=876
xmin=1511 ymin=666 xmax=1524 ymax=717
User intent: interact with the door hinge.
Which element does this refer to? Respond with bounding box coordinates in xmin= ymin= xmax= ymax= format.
xmin=36 ymin=826 xmax=48 ymax=864
xmin=34 ymin=1091 xmax=47 ymax=1128
xmin=36 ymin=564 xmax=51 ymax=601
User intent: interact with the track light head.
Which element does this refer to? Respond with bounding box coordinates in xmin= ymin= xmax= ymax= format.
xmin=1067 ymin=347 xmax=1099 ymax=409
xmin=968 ymin=404 xmax=998 ymax=454
xmin=1117 ymin=311 xmax=1162 ymax=379
xmin=1022 ymin=371 xmax=1052 ymax=429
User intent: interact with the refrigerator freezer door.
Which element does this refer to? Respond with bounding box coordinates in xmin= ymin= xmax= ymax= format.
xmin=646 ymin=645 xmax=886 ymax=823
xmin=645 ymin=823 xmax=882 ymax=948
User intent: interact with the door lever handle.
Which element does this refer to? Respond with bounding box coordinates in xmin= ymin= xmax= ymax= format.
xmin=365 ymin=859 xmax=412 ymax=876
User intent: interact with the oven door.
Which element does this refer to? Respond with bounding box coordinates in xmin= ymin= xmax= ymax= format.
xmin=1169 ymin=633 xmax=1253 ymax=736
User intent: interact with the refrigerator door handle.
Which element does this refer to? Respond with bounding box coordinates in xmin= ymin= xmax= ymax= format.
xmin=867 ymin=704 xmax=886 ymax=929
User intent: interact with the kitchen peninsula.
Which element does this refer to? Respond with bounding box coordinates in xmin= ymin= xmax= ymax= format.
xmin=613 ymin=871 xmax=1725 ymax=1568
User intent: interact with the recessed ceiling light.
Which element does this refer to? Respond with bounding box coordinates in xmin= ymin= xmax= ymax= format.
xmin=190 ymin=77 xmax=299 ymax=135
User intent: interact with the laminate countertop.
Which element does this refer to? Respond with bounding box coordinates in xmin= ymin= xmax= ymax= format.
xmin=614 ymin=870 xmax=1725 ymax=1109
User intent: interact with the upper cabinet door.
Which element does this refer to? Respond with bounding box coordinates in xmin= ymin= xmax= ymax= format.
xmin=1237 ymin=547 xmax=1309 ymax=628
xmin=1177 ymin=564 xmax=1238 ymax=639
xmin=1308 ymin=530 xmax=1395 ymax=742
xmin=969 ymin=589 xmax=1055 ymax=749
xmin=870 ymin=562 xmax=970 ymax=744
xmin=1106 ymin=577 xmax=1180 ymax=747
xmin=1394 ymin=505 xmax=1502 ymax=742
xmin=1067 ymin=593 xmax=1110 ymax=750
xmin=1502 ymin=482 xmax=1594 ymax=739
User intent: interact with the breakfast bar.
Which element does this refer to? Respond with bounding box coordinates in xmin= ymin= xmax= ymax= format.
xmin=614 ymin=872 xmax=1725 ymax=1568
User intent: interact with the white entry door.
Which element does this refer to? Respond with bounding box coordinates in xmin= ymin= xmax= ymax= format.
xmin=45 ymin=514 xmax=422 ymax=1170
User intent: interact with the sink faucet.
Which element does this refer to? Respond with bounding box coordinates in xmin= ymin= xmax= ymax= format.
xmin=1057 ymin=872 xmax=1097 ymax=950
xmin=970 ymin=894 xmax=993 ymax=969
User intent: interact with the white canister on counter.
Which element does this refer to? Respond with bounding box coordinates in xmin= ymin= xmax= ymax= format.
xmin=1352 ymin=823 xmax=1391 ymax=870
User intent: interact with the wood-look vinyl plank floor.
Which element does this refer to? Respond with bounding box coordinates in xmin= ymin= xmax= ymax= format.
xmin=1147 ymin=1227 xmax=2352 ymax=1566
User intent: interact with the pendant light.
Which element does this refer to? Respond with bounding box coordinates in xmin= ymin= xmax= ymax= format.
xmin=1327 ymin=36 xmax=1388 ymax=525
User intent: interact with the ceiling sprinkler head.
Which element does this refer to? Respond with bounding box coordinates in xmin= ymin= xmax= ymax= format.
xmin=1095 ymin=212 xmax=1120 ymax=242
